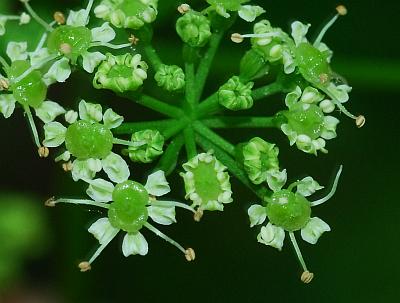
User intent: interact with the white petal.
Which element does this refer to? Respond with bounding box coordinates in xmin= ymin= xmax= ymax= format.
xmin=122 ymin=232 xmax=148 ymax=256
xmin=35 ymin=101 xmax=66 ymax=123
xmin=296 ymin=176 xmax=324 ymax=197
xmin=43 ymin=57 xmax=71 ymax=85
xmin=88 ymin=217 xmax=119 ymax=245
xmin=144 ymin=170 xmax=170 ymax=197
xmin=86 ymin=178 xmax=115 ymax=202
xmin=71 ymin=159 xmax=101 ymax=182
xmin=101 ymin=152 xmax=130 ymax=183
xmin=0 ymin=94 xmax=16 ymax=118
xmin=66 ymin=9 xmax=88 ymax=27
xmin=266 ymin=169 xmax=287 ymax=192
xmin=291 ymin=21 xmax=310 ymax=46
xmin=6 ymin=41 xmax=28 ymax=61
xmin=103 ymin=108 xmax=124 ymax=129
xmin=238 ymin=5 xmax=265 ymax=22
xmin=248 ymin=204 xmax=267 ymax=227
xmin=78 ymin=100 xmax=103 ymax=123
xmin=301 ymin=217 xmax=331 ymax=244
xmin=257 ymin=223 xmax=285 ymax=250
xmin=29 ymin=48 xmax=50 ymax=66
xmin=91 ymin=22 xmax=116 ymax=43
xmin=82 ymin=51 xmax=106 ymax=73
xmin=148 ymin=204 xmax=176 ymax=225
xmin=43 ymin=122 xmax=66 ymax=147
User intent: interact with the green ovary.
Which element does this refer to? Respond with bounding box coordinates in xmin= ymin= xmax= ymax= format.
xmin=47 ymin=25 xmax=92 ymax=61
xmin=108 ymin=180 xmax=149 ymax=233
xmin=65 ymin=120 xmax=113 ymax=160
xmin=8 ymin=60 xmax=47 ymax=108
xmin=295 ymin=43 xmax=331 ymax=85
xmin=286 ymin=103 xmax=324 ymax=139
xmin=266 ymin=189 xmax=311 ymax=232
xmin=107 ymin=64 xmax=133 ymax=78
xmin=192 ymin=161 xmax=222 ymax=203
xmin=119 ymin=0 xmax=148 ymax=17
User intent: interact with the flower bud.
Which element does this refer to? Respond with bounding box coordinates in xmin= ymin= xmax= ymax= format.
xmin=127 ymin=129 xmax=164 ymax=163
xmin=176 ymin=11 xmax=211 ymax=47
xmin=240 ymin=49 xmax=269 ymax=81
xmin=218 ymin=76 xmax=254 ymax=111
xmin=154 ymin=64 xmax=185 ymax=91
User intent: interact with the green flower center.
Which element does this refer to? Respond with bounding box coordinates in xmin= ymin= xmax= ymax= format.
xmin=108 ymin=180 xmax=149 ymax=233
xmin=286 ymin=103 xmax=324 ymax=139
xmin=107 ymin=64 xmax=132 ymax=78
xmin=65 ymin=120 xmax=113 ymax=160
xmin=192 ymin=161 xmax=222 ymax=203
xmin=295 ymin=43 xmax=332 ymax=86
xmin=266 ymin=189 xmax=311 ymax=231
xmin=208 ymin=0 xmax=247 ymax=11
xmin=118 ymin=0 xmax=148 ymax=17
xmin=47 ymin=25 xmax=92 ymax=61
xmin=8 ymin=60 xmax=47 ymax=108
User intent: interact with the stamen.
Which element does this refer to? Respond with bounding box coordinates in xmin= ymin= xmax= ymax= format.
xmin=289 ymin=231 xmax=313 ymax=283
xmin=301 ymin=271 xmax=314 ymax=284
xmin=0 ymin=55 xmax=10 ymax=70
xmin=310 ymin=165 xmax=342 ymax=207
xmin=21 ymin=0 xmax=53 ymax=32
xmin=178 ymin=4 xmax=191 ymax=14
xmin=80 ymin=227 xmax=119 ymax=271
xmin=53 ymin=11 xmax=66 ymax=25
xmin=0 ymin=78 xmax=9 ymax=90
xmin=331 ymin=99 xmax=358 ymax=120
xmin=194 ymin=208 xmax=203 ymax=222
xmin=13 ymin=54 xmax=59 ymax=84
xmin=150 ymin=200 xmax=196 ymax=214
xmin=38 ymin=146 xmax=49 ymax=158
xmin=313 ymin=5 xmax=347 ymax=47
xmin=35 ymin=32 xmax=49 ymax=52
xmin=185 ymin=248 xmax=196 ymax=261
xmin=89 ymin=42 xmax=132 ymax=50
xmin=356 ymin=115 xmax=366 ymax=128
xmin=128 ymin=34 xmax=139 ymax=45
xmin=62 ymin=161 xmax=73 ymax=172
xmin=45 ymin=197 xmax=110 ymax=209
xmin=144 ymin=222 xmax=188 ymax=256
xmin=84 ymin=0 xmax=95 ymax=25
xmin=231 ymin=32 xmax=280 ymax=43
xmin=113 ymin=138 xmax=146 ymax=148
xmin=24 ymin=105 xmax=41 ymax=148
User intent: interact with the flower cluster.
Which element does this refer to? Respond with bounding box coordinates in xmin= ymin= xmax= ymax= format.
xmin=0 ymin=0 xmax=364 ymax=282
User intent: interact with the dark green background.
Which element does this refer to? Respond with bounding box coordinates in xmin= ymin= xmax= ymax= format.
xmin=0 ymin=0 xmax=399 ymax=302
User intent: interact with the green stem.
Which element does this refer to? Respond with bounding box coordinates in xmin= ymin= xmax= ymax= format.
xmin=154 ymin=134 xmax=184 ymax=176
xmin=142 ymin=44 xmax=163 ymax=70
xmin=113 ymin=119 xmax=177 ymax=135
xmin=24 ymin=105 xmax=41 ymax=148
xmin=201 ymin=116 xmax=280 ymax=128
xmin=252 ymin=82 xmax=283 ymax=101
xmin=195 ymin=134 xmax=267 ymax=200
xmin=194 ymin=31 xmax=224 ymax=103
xmin=163 ymin=118 xmax=189 ymax=140
xmin=185 ymin=62 xmax=196 ymax=109
xmin=23 ymin=1 xmax=53 ymax=32
xmin=123 ymin=93 xmax=184 ymax=119
xmin=192 ymin=121 xmax=235 ymax=156
xmin=196 ymin=93 xmax=219 ymax=118
xmin=289 ymin=232 xmax=308 ymax=272
xmin=183 ymin=126 xmax=197 ymax=159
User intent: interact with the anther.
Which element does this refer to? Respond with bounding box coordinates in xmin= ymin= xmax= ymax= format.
xmin=78 ymin=261 xmax=91 ymax=272
xmin=0 ymin=78 xmax=9 ymax=91
xmin=38 ymin=146 xmax=49 ymax=158
xmin=45 ymin=196 xmax=56 ymax=207
xmin=53 ymin=11 xmax=66 ymax=25
xmin=62 ymin=161 xmax=73 ymax=172
xmin=128 ymin=34 xmax=139 ymax=45
xmin=59 ymin=43 xmax=72 ymax=55
xmin=185 ymin=248 xmax=195 ymax=261
xmin=336 ymin=5 xmax=348 ymax=16
xmin=194 ymin=209 xmax=203 ymax=222
xmin=355 ymin=115 xmax=366 ymax=128
xmin=178 ymin=4 xmax=191 ymax=14
xmin=319 ymin=73 xmax=329 ymax=84
xmin=231 ymin=33 xmax=244 ymax=44
xmin=301 ymin=271 xmax=314 ymax=283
